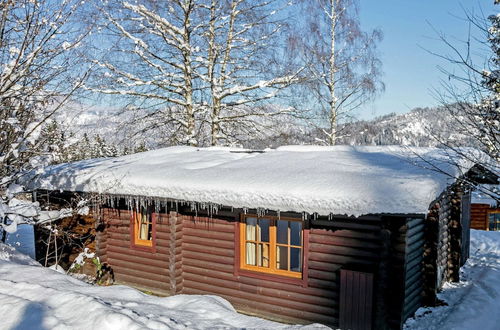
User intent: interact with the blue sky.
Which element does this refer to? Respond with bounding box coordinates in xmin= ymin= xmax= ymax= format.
xmin=357 ymin=0 xmax=497 ymax=119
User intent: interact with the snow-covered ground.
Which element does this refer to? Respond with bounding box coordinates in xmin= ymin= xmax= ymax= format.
xmin=404 ymin=229 xmax=500 ymax=330
xmin=0 ymin=243 xmax=326 ymax=330
xmin=1 ymin=229 xmax=499 ymax=329
xmin=5 ymin=224 xmax=35 ymax=259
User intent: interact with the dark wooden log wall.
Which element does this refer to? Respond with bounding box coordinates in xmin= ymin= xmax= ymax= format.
xmin=379 ymin=216 xmax=423 ymax=330
xmin=98 ymin=208 xmax=172 ymax=295
xmin=180 ymin=215 xmax=386 ymax=327
xmin=95 ymin=207 xmax=430 ymax=329
xmin=470 ymin=204 xmax=490 ymax=230
xmin=400 ymin=217 xmax=425 ymax=324
xmin=422 ymin=185 xmax=467 ymax=305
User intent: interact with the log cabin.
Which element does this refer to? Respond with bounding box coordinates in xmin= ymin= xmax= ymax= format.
xmin=469 ymin=184 xmax=499 ymax=231
xmin=27 ymin=146 xmax=498 ymax=330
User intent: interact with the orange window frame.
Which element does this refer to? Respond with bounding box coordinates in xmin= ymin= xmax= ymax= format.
xmin=130 ymin=207 xmax=156 ymax=251
xmin=239 ymin=215 xmax=303 ymax=279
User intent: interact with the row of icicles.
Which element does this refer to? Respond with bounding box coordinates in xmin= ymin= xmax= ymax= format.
xmin=86 ymin=193 xmax=335 ymax=221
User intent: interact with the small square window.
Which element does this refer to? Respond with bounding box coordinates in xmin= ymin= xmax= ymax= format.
xmin=133 ymin=206 xmax=155 ymax=248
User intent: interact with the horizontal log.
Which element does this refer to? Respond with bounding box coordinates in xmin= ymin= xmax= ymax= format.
xmin=406 ymin=255 xmax=423 ymax=271
xmin=309 ymin=244 xmax=380 ymax=259
xmin=182 ymin=242 xmax=234 ymax=258
xmin=407 ymin=231 xmax=425 ymax=246
xmin=182 ymin=235 xmax=234 ymax=249
xmin=311 ymin=219 xmax=381 ymax=231
xmin=404 ymin=282 xmax=423 ymax=306
xmin=107 ymin=245 xmax=169 ymax=262
xmin=403 ymin=296 xmax=422 ymax=322
xmin=107 ymin=251 xmax=169 ymax=269
xmin=113 ymin=273 xmax=170 ymax=295
xmin=183 ymin=287 xmax=337 ymax=326
xmin=309 ymin=236 xmax=380 ymax=250
xmin=183 ymin=221 xmax=235 ymax=233
xmin=108 ymin=258 xmax=170 ymax=277
xmin=106 ymin=238 xmax=170 ymax=254
xmin=406 ymin=223 xmax=425 ymax=237
xmin=308 ymin=277 xmax=338 ymax=291
xmin=308 ymin=268 xmax=337 ymax=282
xmin=155 ymin=231 xmax=175 ymax=241
xmin=406 ymin=217 xmax=425 ymax=229
xmin=182 ymin=264 xmax=336 ymax=298
xmin=310 ymin=228 xmax=381 ymax=241
xmin=183 ymin=229 xmax=234 ymax=242
xmin=182 ymin=267 xmax=337 ymax=308
xmin=308 ymin=260 xmax=343 ymax=272
xmin=183 ymin=278 xmax=336 ymax=316
xmin=405 ymin=265 xmax=422 ymax=284
xmin=182 ymin=250 xmax=234 ymax=265
xmin=406 ymin=250 xmax=423 ymax=266
xmin=309 ymin=251 xmax=378 ymax=265
xmin=184 ymin=216 xmax=233 ymax=226
xmin=112 ymin=264 xmax=170 ymax=284
xmin=182 ymin=258 xmax=234 ymax=274
xmin=405 ymin=277 xmax=423 ymax=297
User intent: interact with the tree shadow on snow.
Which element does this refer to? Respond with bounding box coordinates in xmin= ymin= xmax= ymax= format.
xmin=13 ymin=302 xmax=48 ymax=330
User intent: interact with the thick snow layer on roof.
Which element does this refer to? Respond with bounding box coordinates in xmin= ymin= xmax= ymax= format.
xmin=28 ymin=145 xmax=474 ymax=216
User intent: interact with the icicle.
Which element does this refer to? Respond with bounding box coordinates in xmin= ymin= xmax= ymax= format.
xmin=243 ymin=207 xmax=248 ymax=215
xmin=277 ymin=210 xmax=281 ymax=220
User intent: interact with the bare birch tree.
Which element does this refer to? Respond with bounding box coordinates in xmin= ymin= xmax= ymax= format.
xmin=90 ymin=0 xmax=203 ymax=146
xmin=0 ymin=0 xmax=91 ymax=242
xmin=296 ymin=0 xmax=383 ymax=145
xmin=201 ymin=0 xmax=299 ymax=146
xmin=90 ymin=0 xmax=300 ymax=147
xmin=0 ymin=0 xmax=90 ymax=186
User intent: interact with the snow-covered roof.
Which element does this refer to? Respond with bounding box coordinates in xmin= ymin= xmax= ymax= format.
xmin=28 ymin=145 xmax=476 ymax=216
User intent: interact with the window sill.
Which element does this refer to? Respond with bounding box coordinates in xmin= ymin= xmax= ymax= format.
xmin=234 ymin=266 xmax=308 ymax=287
xmin=130 ymin=242 xmax=157 ymax=253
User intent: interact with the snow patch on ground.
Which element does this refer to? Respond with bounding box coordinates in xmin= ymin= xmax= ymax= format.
xmin=0 ymin=243 xmax=327 ymax=329
xmin=404 ymin=230 xmax=500 ymax=330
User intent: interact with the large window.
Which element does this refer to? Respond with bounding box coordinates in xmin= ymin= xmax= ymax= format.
xmin=133 ymin=206 xmax=155 ymax=247
xmin=240 ymin=216 xmax=303 ymax=278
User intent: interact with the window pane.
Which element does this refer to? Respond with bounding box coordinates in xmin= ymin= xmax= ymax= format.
xmin=258 ymin=218 xmax=270 ymax=242
xmin=290 ymin=221 xmax=302 ymax=246
xmin=290 ymin=248 xmax=302 ymax=272
xmin=258 ymin=243 xmax=270 ymax=267
xmin=246 ymin=243 xmax=256 ymax=265
xmin=141 ymin=212 xmax=148 ymax=224
xmin=276 ymin=246 xmax=288 ymax=270
xmin=140 ymin=223 xmax=149 ymax=240
xmin=246 ymin=218 xmax=257 ymax=240
xmin=147 ymin=222 xmax=153 ymax=240
xmin=277 ymin=220 xmax=288 ymax=244
xmin=490 ymin=213 xmax=500 ymax=231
